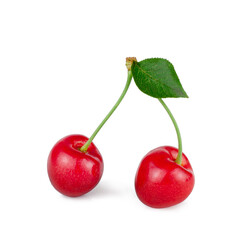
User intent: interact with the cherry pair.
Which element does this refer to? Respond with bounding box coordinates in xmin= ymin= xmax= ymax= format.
xmin=47 ymin=58 xmax=195 ymax=208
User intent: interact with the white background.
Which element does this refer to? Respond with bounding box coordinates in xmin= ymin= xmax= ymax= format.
xmin=1 ymin=0 xmax=243 ymax=239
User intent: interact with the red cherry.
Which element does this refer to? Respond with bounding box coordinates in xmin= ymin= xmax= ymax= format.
xmin=47 ymin=134 xmax=103 ymax=197
xmin=135 ymin=146 xmax=194 ymax=208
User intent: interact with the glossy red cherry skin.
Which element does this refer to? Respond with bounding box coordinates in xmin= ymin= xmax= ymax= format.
xmin=47 ymin=135 xmax=103 ymax=197
xmin=135 ymin=146 xmax=194 ymax=208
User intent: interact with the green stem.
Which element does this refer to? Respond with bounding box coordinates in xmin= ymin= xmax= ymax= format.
xmin=158 ymin=98 xmax=182 ymax=165
xmin=80 ymin=70 xmax=133 ymax=152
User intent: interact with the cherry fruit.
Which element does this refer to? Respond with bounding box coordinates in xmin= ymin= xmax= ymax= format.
xmin=135 ymin=146 xmax=194 ymax=208
xmin=47 ymin=58 xmax=134 ymax=197
xmin=133 ymin=98 xmax=194 ymax=208
xmin=131 ymin=57 xmax=195 ymax=208
xmin=48 ymin=135 xmax=103 ymax=197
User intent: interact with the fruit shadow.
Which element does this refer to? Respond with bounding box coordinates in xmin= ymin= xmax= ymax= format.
xmin=160 ymin=201 xmax=188 ymax=211
xmin=61 ymin=182 xmax=121 ymax=200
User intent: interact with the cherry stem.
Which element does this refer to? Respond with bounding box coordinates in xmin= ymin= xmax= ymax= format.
xmin=158 ymin=98 xmax=182 ymax=165
xmin=80 ymin=70 xmax=133 ymax=152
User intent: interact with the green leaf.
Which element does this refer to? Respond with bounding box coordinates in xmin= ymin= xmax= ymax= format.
xmin=131 ymin=58 xmax=188 ymax=98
